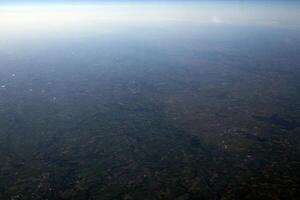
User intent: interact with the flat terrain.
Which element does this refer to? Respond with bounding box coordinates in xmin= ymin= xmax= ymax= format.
xmin=0 ymin=5 xmax=299 ymax=199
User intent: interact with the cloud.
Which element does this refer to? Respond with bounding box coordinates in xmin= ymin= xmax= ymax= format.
xmin=211 ymin=15 xmax=223 ymax=24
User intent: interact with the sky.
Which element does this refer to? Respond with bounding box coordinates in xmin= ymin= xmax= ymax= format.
xmin=1 ymin=0 xmax=300 ymax=39
xmin=1 ymin=0 xmax=299 ymax=3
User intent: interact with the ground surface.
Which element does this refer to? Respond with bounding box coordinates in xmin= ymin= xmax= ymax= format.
xmin=0 ymin=23 xmax=299 ymax=199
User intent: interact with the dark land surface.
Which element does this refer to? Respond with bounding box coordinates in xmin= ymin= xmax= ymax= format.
xmin=0 ymin=24 xmax=300 ymax=199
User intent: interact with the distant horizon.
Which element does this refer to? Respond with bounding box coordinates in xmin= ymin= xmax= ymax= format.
xmin=1 ymin=0 xmax=300 ymax=28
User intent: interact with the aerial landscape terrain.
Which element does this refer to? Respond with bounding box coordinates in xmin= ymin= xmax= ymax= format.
xmin=0 ymin=0 xmax=299 ymax=199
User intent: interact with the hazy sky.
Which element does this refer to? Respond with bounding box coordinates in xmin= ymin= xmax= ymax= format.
xmin=1 ymin=0 xmax=299 ymax=39
xmin=1 ymin=0 xmax=299 ymax=4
